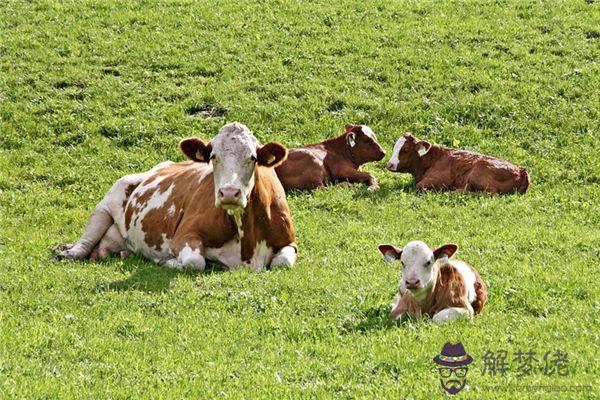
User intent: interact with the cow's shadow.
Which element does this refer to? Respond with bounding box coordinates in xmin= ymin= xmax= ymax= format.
xmin=107 ymin=256 xmax=224 ymax=293
xmin=341 ymin=304 xmax=426 ymax=334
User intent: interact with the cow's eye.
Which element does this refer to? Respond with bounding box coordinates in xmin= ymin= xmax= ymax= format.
xmin=425 ymin=260 xmax=432 ymax=267
xmin=250 ymin=155 xmax=257 ymax=162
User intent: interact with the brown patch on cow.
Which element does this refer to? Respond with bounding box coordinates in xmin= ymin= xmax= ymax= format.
xmin=469 ymin=264 xmax=488 ymax=315
xmin=390 ymin=133 xmax=529 ymax=195
xmin=275 ymin=124 xmax=385 ymax=191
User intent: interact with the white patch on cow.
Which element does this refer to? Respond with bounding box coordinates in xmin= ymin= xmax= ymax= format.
xmin=167 ymin=204 xmax=176 ymax=216
xmin=205 ymin=239 xmax=273 ymax=271
xmin=432 ymin=307 xmax=472 ymax=324
xmin=387 ymin=137 xmax=407 ymax=169
xmin=361 ymin=125 xmax=376 ymax=139
xmin=383 ymin=252 xmax=397 ymax=264
xmin=178 ymin=243 xmax=205 ymax=271
xmin=400 ymin=241 xmax=436 ymax=293
xmin=249 ymin=241 xmax=273 ymax=271
xmin=271 ymin=245 xmax=296 ymax=268
xmin=210 ymin=122 xmax=259 ymax=209
xmin=125 ymin=183 xmax=174 ymax=259
xmin=450 ymin=260 xmax=477 ymax=304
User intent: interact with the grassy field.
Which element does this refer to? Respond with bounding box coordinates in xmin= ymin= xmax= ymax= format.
xmin=1 ymin=0 xmax=599 ymax=398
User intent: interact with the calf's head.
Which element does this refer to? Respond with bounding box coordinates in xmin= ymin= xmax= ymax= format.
xmin=378 ymin=241 xmax=458 ymax=296
xmin=180 ymin=122 xmax=287 ymax=209
xmin=344 ymin=124 xmax=386 ymax=165
xmin=386 ymin=133 xmax=432 ymax=172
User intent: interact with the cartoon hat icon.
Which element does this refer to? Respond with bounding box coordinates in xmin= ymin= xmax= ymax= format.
xmin=433 ymin=342 xmax=473 ymax=367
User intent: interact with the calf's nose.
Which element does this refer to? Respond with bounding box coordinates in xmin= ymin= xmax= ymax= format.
xmin=405 ymin=278 xmax=421 ymax=289
xmin=386 ymin=162 xmax=397 ymax=171
xmin=218 ymin=187 xmax=242 ymax=203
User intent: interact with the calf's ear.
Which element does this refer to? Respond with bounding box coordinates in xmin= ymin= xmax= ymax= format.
xmin=257 ymin=142 xmax=287 ymax=167
xmin=347 ymin=132 xmax=356 ymax=148
xmin=416 ymin=140 xmax=431 ymax=156
xmin=378 ymin=244 xmax=402 ymax=263
xmin=433 ymin=244 xmax=458 ymax=260
xmin=345 ymin=124 xmax=358 ymax=132
xmin=179 ymin=137 xmax=212 ymax=163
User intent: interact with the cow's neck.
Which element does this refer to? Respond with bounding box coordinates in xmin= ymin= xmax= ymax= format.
xmin=322 ymin=134 xmax=358 ymax=167
xmin=236 ymin=167 xmax=274 ymax=261
xmin=409 ymin=266 xmax=440 ymax=313
xmin=410 ymin=146 xmax=442 ymax=181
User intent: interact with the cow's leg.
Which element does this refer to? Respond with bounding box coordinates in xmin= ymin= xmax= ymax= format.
xmin=431 ymin=307 xmax=472 ymax=324
xmin=336 ymin=169 xmax=379 ymax=190
xmin=56 ymin=173 xmax=148 ymax=261
xmin=162 ymin=237 xmax=206 ymax=271
xmin=270 ymin=245 xmax=297 ymax=268
xmin=89 ymin=224 xmax=127 ymax=260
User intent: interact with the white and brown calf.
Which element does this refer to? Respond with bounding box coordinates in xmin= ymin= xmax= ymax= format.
xmin=56 ymin=122 xmax=297 ymax=271
xmin=378 ymin=241 xmax=487 ymax=324
xmin=386 ymin=133 xmax=530 ymax=195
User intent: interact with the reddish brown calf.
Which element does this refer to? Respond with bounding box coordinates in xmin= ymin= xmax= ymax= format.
xmin=386 ymin=133 xmax=530 ymax=195
xmin=275 ymin=124 xmax=385 ymax=192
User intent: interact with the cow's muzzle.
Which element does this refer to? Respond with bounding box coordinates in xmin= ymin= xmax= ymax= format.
xmin=217 ymin=186 xmax=243 ymax=207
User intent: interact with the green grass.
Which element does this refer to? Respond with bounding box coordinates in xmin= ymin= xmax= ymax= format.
xmin=1 ymin=0 xmax=599 ymax=398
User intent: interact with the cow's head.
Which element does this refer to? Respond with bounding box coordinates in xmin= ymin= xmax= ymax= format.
xmin=386 ymin=133 xmax=432 ymax=172
xmin=344 ymin=124 xmax=386 ymax=165
xmin=180 ymin=122 xmax=287 ymax=209
xmin=378 ymin=241 xmax=458 ymax=297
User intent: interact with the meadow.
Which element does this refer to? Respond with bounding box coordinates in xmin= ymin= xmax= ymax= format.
xmin=0 ymin=0 xmax=599 ymax=398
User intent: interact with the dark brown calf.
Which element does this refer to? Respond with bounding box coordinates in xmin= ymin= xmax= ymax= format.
xmin=386 ymin=133 xmax=530 ymax=194
xmin=275 ymin=124 xmax=385 ymax=192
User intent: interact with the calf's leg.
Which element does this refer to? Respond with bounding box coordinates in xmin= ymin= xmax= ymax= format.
xmin=431 ymin=307 xmax=472 ymax=324
xmin=270 ymin=245 xmax=297 ymax=268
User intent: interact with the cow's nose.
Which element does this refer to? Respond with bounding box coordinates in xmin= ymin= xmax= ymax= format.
xmin=386 ymin=162 xmax=397 ymax=171
xmin=405 ymin=278 xmax=421 ymax=289
xmin=377 ymin=150 xmax=386 ymax=160
xmin=218 ymin=187 xmax=242 ymax=203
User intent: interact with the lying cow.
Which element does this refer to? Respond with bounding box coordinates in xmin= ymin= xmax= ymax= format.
xmin=56 ymin=122 xmax=297 ymax=271
xmin=275 ymin=124 xmax=385 ymax=191
xmin=378 ymin=241 xmax=487 ymax=324
xmin=386 ymin=133 xmax=530 ymax=194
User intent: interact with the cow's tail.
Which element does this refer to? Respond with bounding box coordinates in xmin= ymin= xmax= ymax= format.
xmin=517 ymin=167 xmax=530 ymax=194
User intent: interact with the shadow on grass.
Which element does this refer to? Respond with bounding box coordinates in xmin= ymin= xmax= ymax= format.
xmin=342 ymin=304 xmax=429 ymax=334
xmin=107 ymin=256 xmax=225 ymax=293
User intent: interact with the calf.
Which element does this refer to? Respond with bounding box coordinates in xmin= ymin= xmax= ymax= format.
xmin=56 ymin=122 xmax=297 ymax=271
xmin=378 ymin=241 xmax=487 ymax=324
xmin=386 ymin=133 xmax=530 ymax=194
xmin=275 ymin=124 xmax=385 ymax=191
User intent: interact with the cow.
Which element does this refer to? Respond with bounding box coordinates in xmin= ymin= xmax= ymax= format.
xmin=55 ymin=122 xmax=297 ymax=271
xmin=275 ymin=124 xmax=386 ymax=192
xmin=378 ymin=241 xmax=487 ymax=324
xmin=386 ymin=133 xmax=530 ymax=194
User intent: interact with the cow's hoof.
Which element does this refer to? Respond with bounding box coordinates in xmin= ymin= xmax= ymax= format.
xmin=51 ymin=243 xmax=74 ymax=254
xmin=367 ymin=185 xmax=380 ymax=191
xmin=54 ymin=249 xmax=80 ymax=261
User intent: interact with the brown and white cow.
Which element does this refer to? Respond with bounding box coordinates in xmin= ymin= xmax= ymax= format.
xmin=378 ymin=241 xmax=487 ymax=324
xmin=275 ymin=124 xmax=386 ymax=191
xmin=386 ymin=133 xmax=530 ymax=194
xmin=56 ymin=122 xmax=297 ymax=271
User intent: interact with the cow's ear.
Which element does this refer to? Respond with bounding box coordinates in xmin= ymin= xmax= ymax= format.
xmin=257 ymin=142 xmax=287 ymax=167
xmin=378 ymin=244 xmax=402 ymax=263
xmin=416 ymin=140 xmax=431 ymax=156
xmin=433 ymin=244 xmax=458 ymax=261
xmin=347 ymin=132 xmax=356 ymax=148
xmin=179 ymin=137 xmax=212 ymax=163
xmin=345 ymin=124 xmax=358 ymax=132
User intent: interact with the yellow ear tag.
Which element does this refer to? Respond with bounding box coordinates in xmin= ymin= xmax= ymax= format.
xmin=195 ymin=151 xmax=204 ymax=161
xmin=267 ymin=154 xmax=276 ymax=164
